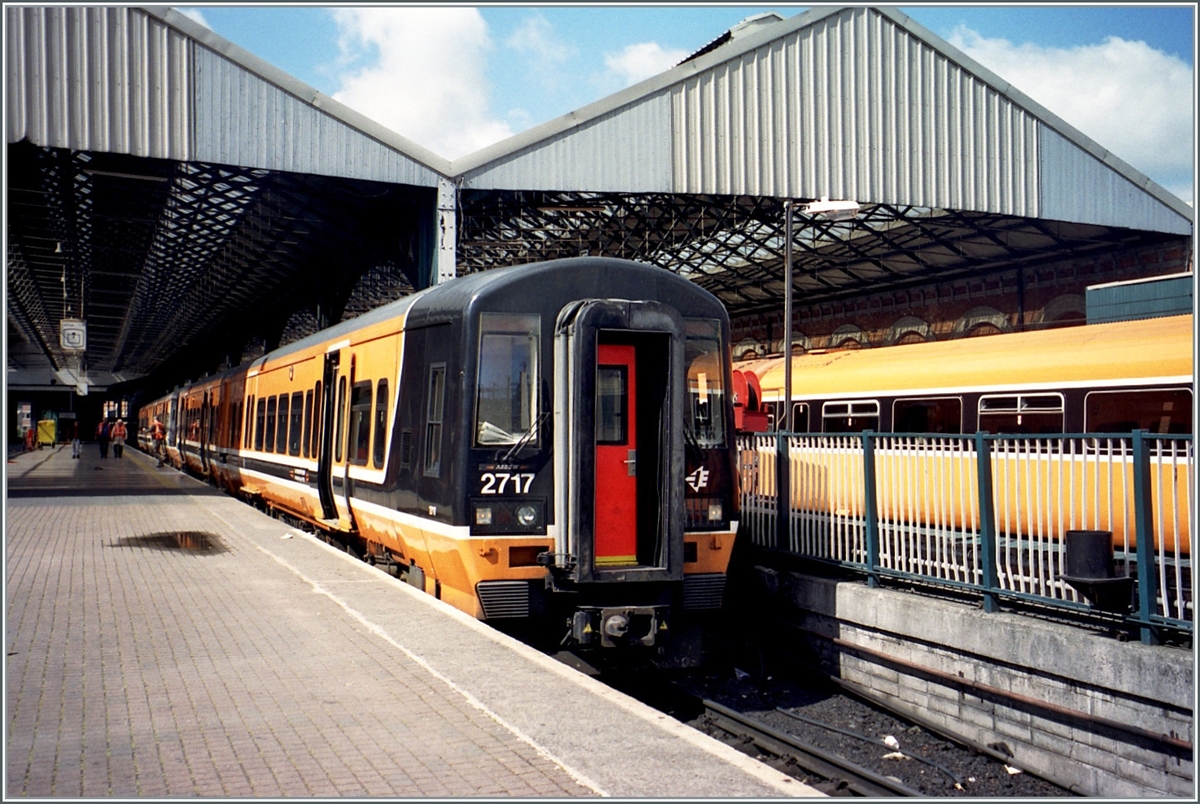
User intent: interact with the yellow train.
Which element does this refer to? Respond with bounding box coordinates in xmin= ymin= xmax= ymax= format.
xmin=139 ymin=257 xmax=740 ymax=665
xmin=733 ymin=314 xmax=1194 ymax=554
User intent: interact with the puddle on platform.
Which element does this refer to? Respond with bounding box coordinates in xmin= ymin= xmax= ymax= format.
xmin=112 ymin=531 xmax=228 ymax=554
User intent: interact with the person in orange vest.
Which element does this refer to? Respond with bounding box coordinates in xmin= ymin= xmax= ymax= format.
xmin=151 ymin=417 xmax=166 ymax=466
xmin=111 ymin=419 xmax=128 ymax=459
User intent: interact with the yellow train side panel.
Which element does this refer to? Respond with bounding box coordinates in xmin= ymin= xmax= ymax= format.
xmin=746 ymin=443 xmax=1190 ymax=555
xmin=749 ymin=314 xmax=1194 ymax=400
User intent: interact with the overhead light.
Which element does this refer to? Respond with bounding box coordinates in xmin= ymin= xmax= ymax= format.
xmin=801 ymin=198 xmax=860 ymax=221
xmin=55 ymin=242 xmax=62 ymax=254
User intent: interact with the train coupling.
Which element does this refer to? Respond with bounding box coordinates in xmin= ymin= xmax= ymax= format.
xmin=571 ymin=605 xmax=668 ymax=648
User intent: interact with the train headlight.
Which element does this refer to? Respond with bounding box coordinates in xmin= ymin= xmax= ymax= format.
xmin=516 ymin=505 xmax=538 ymax=527
xmin=470 ymin=498 xmax=546 ymax=535
xmin=707 ymin=502 xmax=723 ymax=521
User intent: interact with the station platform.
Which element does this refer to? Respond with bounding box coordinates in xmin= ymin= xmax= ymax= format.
xmin=5 ymin=443 xmax=818 ymax=798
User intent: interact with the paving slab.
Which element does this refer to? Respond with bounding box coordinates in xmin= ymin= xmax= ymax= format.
xmin=5 ymin=444 xmax=820 ymax=798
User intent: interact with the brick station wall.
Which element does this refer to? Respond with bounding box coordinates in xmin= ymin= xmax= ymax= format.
xmin=730 ymin=239 xmax=1193 ymax=358
xmin=750 ymin=568 xmax=1194 ymax=797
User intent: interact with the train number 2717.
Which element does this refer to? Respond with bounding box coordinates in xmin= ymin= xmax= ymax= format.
xmin=479 ymin=472 xmax=535 ymax=494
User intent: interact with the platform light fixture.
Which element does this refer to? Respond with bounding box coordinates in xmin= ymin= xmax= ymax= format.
xmin=800 ymin=197 xmax=861 ymax=221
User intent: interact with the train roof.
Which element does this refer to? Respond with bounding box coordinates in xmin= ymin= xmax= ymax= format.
xmin=402 ymin=257 xmax=726 ymax=327
xmin=255 ymin=258 xmax=724 ymax=367
xmin=742 ymin=314 xmax=1194 ymax=400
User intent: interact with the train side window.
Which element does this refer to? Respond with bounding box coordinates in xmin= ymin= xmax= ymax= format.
xmin=772 ymin=401 xmax=809 ymax=432
xmin=265 ymin=397 xmax=278 ymax=453
xmin=348 ymin=380 xmax=372 ymax=466
xmin=276 ymin=394 xmax=290 ymax=454
xmin=1085 ymin=388 xmax=1193 ymax=435
xmin=475 ymin=313 xmax=539 ymax=447
xmin=312 ymin=381 xmax=322 ymax=458
xmin=685 ymin=319 xmax=727 ymax=446
xmin=303 ymin=390 xmax=314 ymax=459
xmin=244 ymin=395 xmax=254 ymax=449
xmin=254 ymin=397 xmax=266 ymax=451
xmin=978 ymin=394 xmax=1064 ymax=434
xmin=288 ymin=391 xmax=303 ymax=456
xmin=822 ymin=400 xmax=880 ymax=433
xmin=893 ymin=397 xmax=963 ymax=434
xmin=373 ymin=380 xmax=389 ymax=468
xmin=335 ymin=377 xmax=347 ymax=462
xmin=425 ymin=363 xmax=447 ymax=476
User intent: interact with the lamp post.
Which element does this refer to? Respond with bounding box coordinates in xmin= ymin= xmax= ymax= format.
xmin=782 ymin=198 xmax=860 ymax=433
xmin=783 ymin=200 xmax=794 ymax=433
xmin=777 ymin=198 xmax=860 ymax=552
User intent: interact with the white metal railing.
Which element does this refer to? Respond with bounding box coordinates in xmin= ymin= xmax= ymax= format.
xmin=736 ymin=432 xmax=1194 ymax=639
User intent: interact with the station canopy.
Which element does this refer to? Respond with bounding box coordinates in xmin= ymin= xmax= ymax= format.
xmin=5 ymin=6 xmax=1192 ymax=394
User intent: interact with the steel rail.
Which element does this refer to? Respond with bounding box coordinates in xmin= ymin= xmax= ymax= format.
xmin=702 ymin=698 xmax=923 ymax=797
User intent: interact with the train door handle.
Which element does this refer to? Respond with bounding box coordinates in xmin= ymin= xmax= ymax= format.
xmin=624 ymin=449 xmax=636 ymax=476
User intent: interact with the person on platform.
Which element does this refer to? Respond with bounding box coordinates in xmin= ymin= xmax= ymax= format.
xmin=110 ymin=419 xmax=128 ymax=458
xmin=96 ymin=419 xmax=111 ymax=459
xmin=151 ymin=417 xmax=166 ymax=466
xmin=71 ymin=421 xmax=82 ymax=459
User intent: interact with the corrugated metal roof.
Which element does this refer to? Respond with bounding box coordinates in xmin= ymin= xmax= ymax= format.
xmin=1040 ymin=127 xmax=1191 ymax=235
xmin=190 ymin=46 xmax=442 ymax=185
xmin=5 ymin=5 xmax=449 ymax=184
xmin=457 ymin=94 xmax=673 ymax=192
xmin=669 ymin=7 xmax=1042 ymax=211
xmin=5 ymin=6 xmax=193 ymax=159
xmin=456 ymin=5 xmax=1191 ymax=234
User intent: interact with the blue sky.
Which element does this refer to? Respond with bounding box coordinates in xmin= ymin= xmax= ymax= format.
xmin=178 ymin=4 xmax=1195 ymax=202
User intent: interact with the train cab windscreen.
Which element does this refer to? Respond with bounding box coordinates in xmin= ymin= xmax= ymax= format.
xmin=685 ymin=319 xmax=726 ymax=447
xmin=475 ymin=313 xmax=541 ymax=447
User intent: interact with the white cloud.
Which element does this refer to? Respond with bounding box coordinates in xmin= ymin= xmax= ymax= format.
xmin=502 ymin=13 xmax=578 ymax=104
xmin=948 ymin=26 xmax=1194 ymax=202
xmin=175 ymin=7 xmax=210 ymax=29
xmin=602 ymin=41 xmax=690 ymax=89
xmin=329 ymin=7 xmax=513 ymax=160
xmin=506 ymin=14 xmax=576 ymax=64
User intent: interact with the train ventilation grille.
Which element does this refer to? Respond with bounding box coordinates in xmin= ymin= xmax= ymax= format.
xmin=682 ymin=574 xmax=725 ymax=610
xmin=476 ymin=580 xmax=530 ymax=619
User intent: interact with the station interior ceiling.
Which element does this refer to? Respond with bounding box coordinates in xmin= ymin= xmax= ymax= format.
xmin=6 ymin=138 xmax=1182 ymax=399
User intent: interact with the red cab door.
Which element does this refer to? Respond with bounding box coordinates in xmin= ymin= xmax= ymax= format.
xmin=594 ymin=343 xmax=638 ymax=567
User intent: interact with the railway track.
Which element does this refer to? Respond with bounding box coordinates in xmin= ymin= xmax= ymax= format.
xmin=595 ymin=649 xmax=1075 ymax=798
xmin=699 ymin=697 xmax=925 ymax=796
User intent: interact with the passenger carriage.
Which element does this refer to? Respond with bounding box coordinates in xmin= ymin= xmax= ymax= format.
xmin=141 ymin=257 xmax=740 ymax=664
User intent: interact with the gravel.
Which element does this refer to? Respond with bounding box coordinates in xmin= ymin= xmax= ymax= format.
xmin=674 ymin=667 xmax=1076 ymax=797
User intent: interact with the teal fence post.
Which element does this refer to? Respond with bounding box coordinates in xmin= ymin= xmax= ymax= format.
xmin=862 ymin=431 xmax=880 ymax=588
xmin=1131 ymin=430 xmax=1160 ymax=646
xmin=975 ymin=432 xmax=1000 ymax=613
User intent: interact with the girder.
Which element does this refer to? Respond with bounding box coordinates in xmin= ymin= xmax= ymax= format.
xmin=6 ymin=142 xmax=1182 ymax=398
xmin=458 ymin=190 xmax=1175 ymax=316
xmin=7 ymin=140 xmax=431 ymax=391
